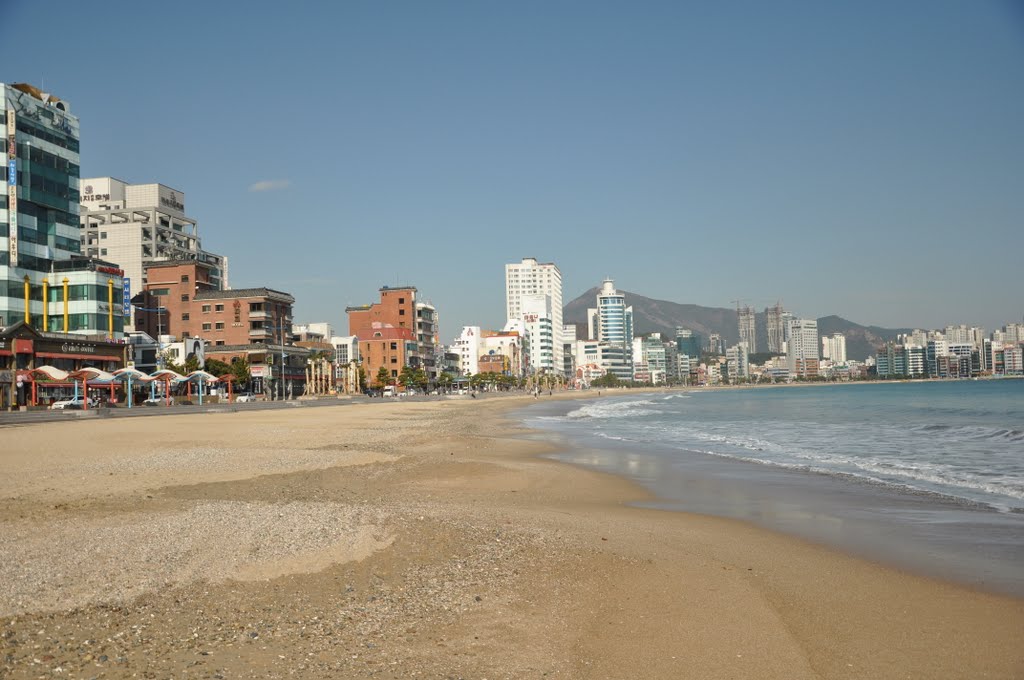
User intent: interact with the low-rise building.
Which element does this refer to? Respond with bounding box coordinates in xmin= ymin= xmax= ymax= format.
xmin=1 ymin=321 xmax=125 ymax=408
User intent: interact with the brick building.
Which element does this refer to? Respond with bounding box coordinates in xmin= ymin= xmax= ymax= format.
xmin=354 ymin=323 xmax=416 ymax=389
xmin=347 ymin=286 xmax=417 ymax=336
xmin=134 ymin=261 xmax=293 ymax=348
xmin=347 ymin=286 xmax=420 ymax=389
xmin=133 ymin=260 xmax=302 ymax=396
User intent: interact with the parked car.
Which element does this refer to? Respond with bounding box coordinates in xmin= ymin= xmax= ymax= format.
xmin=235 ymin=392 xmax=257 ymax=403
xmin=50 ymin=396 xmax=99 ymax=410
xmin=142 ymin=396 xmax=165 ymax=406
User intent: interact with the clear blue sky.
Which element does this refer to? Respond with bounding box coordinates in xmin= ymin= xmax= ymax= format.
xmin=5 ymin=1 xmax=1022 ymax=337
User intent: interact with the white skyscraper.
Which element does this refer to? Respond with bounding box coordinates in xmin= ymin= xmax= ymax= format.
xmin=821 ymin=333 xmax=847 ymax=364
xmin=787 ymin=318 xmax=820 ymax=378
xmin=520 ymin=293 xmax=555 ymax=374
xmin=505 ymin=257 xmax=563 ymax=375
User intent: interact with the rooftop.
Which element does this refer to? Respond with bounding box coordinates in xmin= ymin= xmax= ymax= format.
xmin=194 ymin=288 xmax=294 ymax=303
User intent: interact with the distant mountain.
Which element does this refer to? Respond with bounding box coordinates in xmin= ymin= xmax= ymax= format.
xmin=563 ymin=289 xmax=910 ymax=361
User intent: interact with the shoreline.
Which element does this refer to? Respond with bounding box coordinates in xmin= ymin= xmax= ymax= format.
xmin=1 ymin=395 xmax=1022 ymax=678
xmin=521 ymin=388 xmax=1024 ymax=598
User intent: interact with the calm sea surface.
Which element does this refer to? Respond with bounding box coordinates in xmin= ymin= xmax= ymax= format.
xmin=522 ymin=380 xmax=1024 ymax=595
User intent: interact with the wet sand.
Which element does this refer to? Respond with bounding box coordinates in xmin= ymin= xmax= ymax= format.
xmin=1 ymin=395 xmax=1022 ymax=678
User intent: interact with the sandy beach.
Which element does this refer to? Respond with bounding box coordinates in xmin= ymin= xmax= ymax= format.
xmin=1 ymin=395 xmax=1021 ymax=679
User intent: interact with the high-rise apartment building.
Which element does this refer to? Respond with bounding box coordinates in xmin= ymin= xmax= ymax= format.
xmin=726 ymin=341 xmax=750 ymax=381
xmin=505 ymin=257 xmax=563 ymax=375
xmin=706 ymin=333 xmax=724 ymax=355
xmin=821 ymin=333 xmax=847 ymax=364
xmin=765 ymin=303 xmax=786 ymax=353
xmin=737 ymin=305 xmax=756 ymax=353
xmin=786 ymin=318 xmax=820 ymax=378
xmin=79 ymin=177 xmax=228 ymax=326
xmin=675 ymin=328 xmax=701 ymax=360
xmin=520 ymin=293 xmax=555 ymax=374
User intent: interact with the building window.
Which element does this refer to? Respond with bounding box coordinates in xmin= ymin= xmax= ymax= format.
xmin=215 ymin=304 xmax=224 ymax=312
xmin=390 ymin=357 xmax=397 ymax=364
xmin=215 ymin=340 xmax=225 ymax=346
xmin=391 ymin=369 xmax=398 ymax=377
xmin=399 ymin=309 xmax=405 ymax=315
xmin=398 ymin=298 xmax=405 ymax=304
xmin=182 ymin=313 xmax=190 ymax=321
xmin=249 ymin=302 xmax=263 ymax=312
xmin=150 ymin=288 xmax=169 ymax=296
xmin=202 ymin=304 xmax=211 ymax=313
xmin=202 ymin=323 xmax=212 ymax=331
xmin=181 ymin=275 xmax=189 ymax=283
xmin=100 ymin=232 xmax=107 ymax=239
xmin=215 ymin=322 xmax=224 ymax=330
xmin=390 ymin=342 xmax=397 ymax=350
xmin=181 ymin=294 xmax=189 ymax=302
xmin=100 ymin=249 xmax=107 ymax=256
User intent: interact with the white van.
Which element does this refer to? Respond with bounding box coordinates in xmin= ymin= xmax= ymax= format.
xmin=382 ymin=386 xmax=397 ymax=397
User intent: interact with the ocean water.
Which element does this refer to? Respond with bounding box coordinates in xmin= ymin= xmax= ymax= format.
xmin=523 ymin=380 xmax=1024 ymax=595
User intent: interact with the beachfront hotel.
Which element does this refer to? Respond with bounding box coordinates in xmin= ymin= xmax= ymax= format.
xmin=505 ymin=257 xmax=564 ymax=376
xmin=79 ymin=177 xmax=228 ymax=327
xmin=786 ymin=317 xmax=820 ymax=378
xmin=585 ymin=278 xmax=635 ymax=381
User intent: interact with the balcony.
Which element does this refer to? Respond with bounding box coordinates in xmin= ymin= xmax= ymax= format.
xmin=248 ymin=327 xmax=270 ymax=339
xmin=248 ymin=309 xmax=267 ymax=319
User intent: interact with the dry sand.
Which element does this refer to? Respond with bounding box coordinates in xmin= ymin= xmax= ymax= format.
xmin=0 ymin=395 xmax=1021 ymax=679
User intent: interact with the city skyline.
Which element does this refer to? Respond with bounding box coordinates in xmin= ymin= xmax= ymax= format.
xmin=3 ymin=1 xmax=1022 ymax=335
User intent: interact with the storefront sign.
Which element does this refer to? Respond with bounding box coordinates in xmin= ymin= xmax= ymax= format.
xmin=96 ymin=265 xmax=124 ymax=276
xmin=61 ymin=343 xmax=96 ymax=354
xmin=14 ymin=339 xmax=33 ymax=354
xmin=249 ymin=366 xmax=267 ymax=378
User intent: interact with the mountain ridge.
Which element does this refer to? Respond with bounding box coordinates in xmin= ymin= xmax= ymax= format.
xmin=563 ymin=288 xmax=910 ymax=361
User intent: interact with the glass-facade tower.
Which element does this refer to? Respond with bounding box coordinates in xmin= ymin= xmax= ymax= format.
xmin=1 ymin=83 xmax=82 ymax=328
xmin=589 ymin=278 xmax=634 ymax=379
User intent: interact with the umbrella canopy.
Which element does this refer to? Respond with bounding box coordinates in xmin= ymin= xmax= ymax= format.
xmin=181 ymin=370 xmax=219 ymax=383
xmin=112 ymin=367 xmax=156 ymax=383
xmin=150 ymin=369 xmax=186 ymax=382
xmin=69 ymin=367 xmax=117 ymax=382
xmin=25 ymin=365 xmax=72 ymax=381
